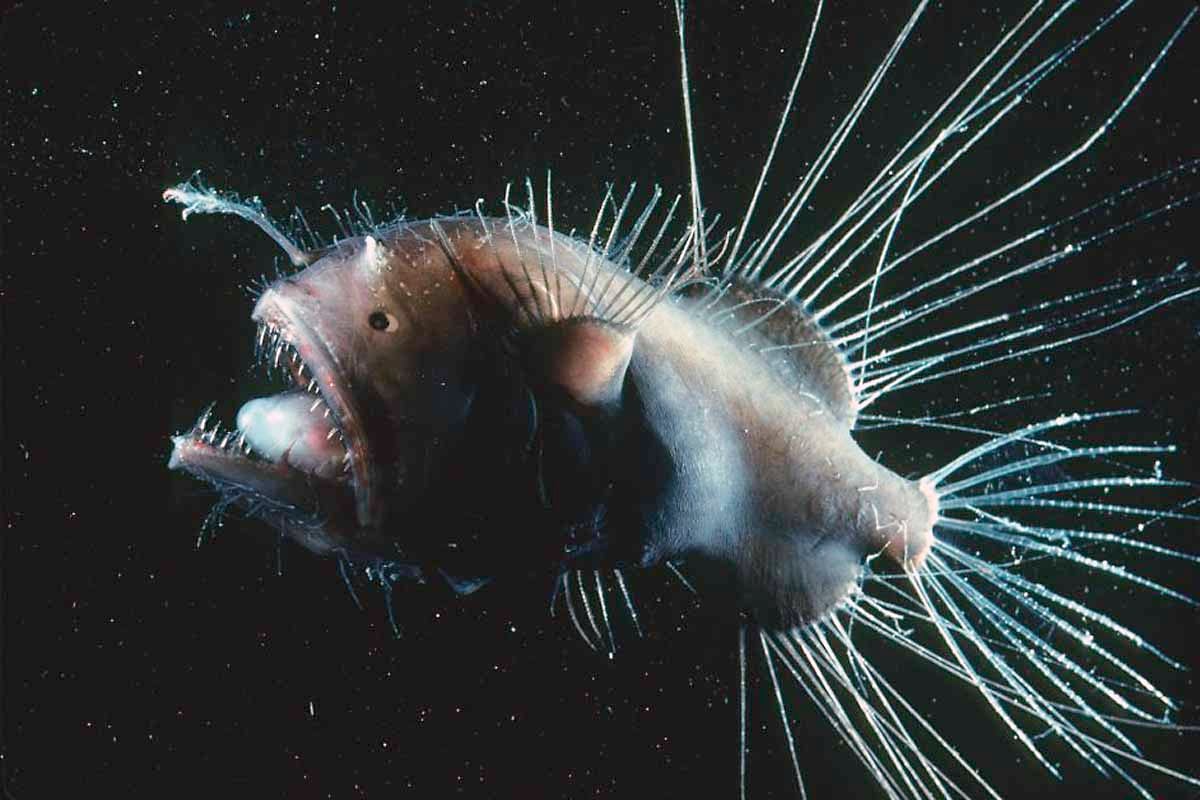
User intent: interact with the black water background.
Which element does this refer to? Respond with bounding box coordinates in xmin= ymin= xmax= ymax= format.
xmin=3 ymin=2 xmax=1198 ymax=798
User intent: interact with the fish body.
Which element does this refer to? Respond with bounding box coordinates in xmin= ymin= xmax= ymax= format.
xmin=170 ymin=215 xmax=933 ymax=631
xmin=162 ymin=2 xmax=1200 ymax=795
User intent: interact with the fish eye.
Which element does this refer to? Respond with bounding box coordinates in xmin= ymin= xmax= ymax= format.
xmin=368 ymin=310 xmax=400 ymax=332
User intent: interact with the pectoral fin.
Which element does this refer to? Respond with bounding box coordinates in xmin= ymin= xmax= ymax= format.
xmin=521 ymin=320 xmax=634 ymax=412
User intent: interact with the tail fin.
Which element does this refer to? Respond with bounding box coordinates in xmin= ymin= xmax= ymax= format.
xmin=755 ymin=410 xmax=1198 ymax=800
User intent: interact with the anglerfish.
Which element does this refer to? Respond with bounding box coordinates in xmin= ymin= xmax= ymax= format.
xmin=162 ymin=2 xmax=1200 ymax=797
xmin=166 ymin=187 xmax=938 ymax=632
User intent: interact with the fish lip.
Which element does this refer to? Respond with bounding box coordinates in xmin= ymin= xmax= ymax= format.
xmin=251 ymin=288 xmax=378 ymax=530
xmin=168 ymin=432 xmax=320 ymax=512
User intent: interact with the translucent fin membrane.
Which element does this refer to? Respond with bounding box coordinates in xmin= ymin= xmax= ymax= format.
xmin=654 ymin=0 xmax=1198 ymax=795
xmin=710 ymin=0 xmax=1198 ymax=416
xmin=457 ymin=177 xmax=711 ymax=330
xmin=747 ymin=555 xmax=1198 ymax=799
xmin=554 ymin=569 xmax=647 ymax=656
xmin=716 ymin=397 xmax=1195 ymax=799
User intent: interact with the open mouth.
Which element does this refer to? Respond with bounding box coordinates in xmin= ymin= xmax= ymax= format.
xmin=169 ymin=288 xmax=376 ymax=529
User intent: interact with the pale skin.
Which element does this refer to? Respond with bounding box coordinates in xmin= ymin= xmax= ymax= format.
xmin=170 ymin=213 xmax=936 ymax=630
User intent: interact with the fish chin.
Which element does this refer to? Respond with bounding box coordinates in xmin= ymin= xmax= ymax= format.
xmin=166 ymin=406 xmax=355 ymax=554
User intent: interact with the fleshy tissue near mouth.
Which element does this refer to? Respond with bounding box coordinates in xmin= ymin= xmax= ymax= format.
xmin=169 ymin=289 xmax=374 ymax=527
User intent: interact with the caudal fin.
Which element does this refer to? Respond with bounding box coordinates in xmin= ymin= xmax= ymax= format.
xmin=748 ymin=410 xmax=1198 ymax=800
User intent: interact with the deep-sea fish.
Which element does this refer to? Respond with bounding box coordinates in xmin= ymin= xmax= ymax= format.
xmin=163 ymin=1 xmax=1199 ymax=797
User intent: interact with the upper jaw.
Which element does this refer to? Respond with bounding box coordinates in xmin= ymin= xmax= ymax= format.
xmin=251 ymin=286 xmax=380 ymax=531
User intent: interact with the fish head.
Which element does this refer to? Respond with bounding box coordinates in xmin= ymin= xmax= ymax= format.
xmin=170 ymin=227 xmax=486 ymax=558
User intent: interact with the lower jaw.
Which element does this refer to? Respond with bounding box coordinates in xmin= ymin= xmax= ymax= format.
xmin=169 ymin=431 xmax=334 ymax=511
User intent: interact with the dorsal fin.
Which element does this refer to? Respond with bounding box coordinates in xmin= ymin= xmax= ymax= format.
xmin=689 ymin=278 xmax=858 ymax=427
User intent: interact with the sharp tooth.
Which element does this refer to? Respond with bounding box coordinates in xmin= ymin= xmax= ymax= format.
xmin=258 ymin=325 xmax=267 ymax=347
xmin=307 ymin=378 xmax=318 ymax=393
xmin=323 ymin=408 xmax=330 ymax=419
xmin=202 ymin=429 xmax=216 ymax=444
xmin=219 ymin=432 xmax=232 ymax=449
xmin=310 ymin=398 xmax=322 ymax=413
xmin=236 ymin=432 xmax=246 ymax=450
xmin=197 ymin=403 xmax=215 ymax=432
xmin=273 ymin=344 xmax=282 ymax=368
xmin=326 ymin=428 xmax=338 ymax=440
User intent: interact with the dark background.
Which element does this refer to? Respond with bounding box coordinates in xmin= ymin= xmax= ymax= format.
xmin=3 ymin=1 xmax=1198 ymax=798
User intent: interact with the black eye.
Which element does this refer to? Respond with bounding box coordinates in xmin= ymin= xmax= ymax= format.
xmin=368 ymin=311 xmax=400 ymax=332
